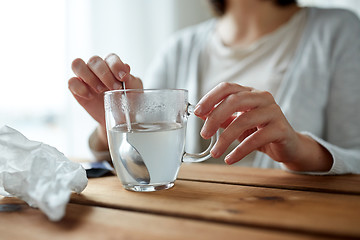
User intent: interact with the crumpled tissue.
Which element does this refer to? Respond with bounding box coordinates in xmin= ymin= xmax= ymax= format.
xmin=0 ymin=125 xmax=88 ymax=221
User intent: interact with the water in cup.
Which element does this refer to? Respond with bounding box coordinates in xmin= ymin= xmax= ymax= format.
xmin=105 ymin=89 xmax=218 ymax=192
xmin=108 ymin=122 xmax=185 ymax=190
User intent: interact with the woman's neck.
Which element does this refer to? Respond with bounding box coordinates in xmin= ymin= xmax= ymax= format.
xmin=217 ymin=0 xmax=301 ymax=47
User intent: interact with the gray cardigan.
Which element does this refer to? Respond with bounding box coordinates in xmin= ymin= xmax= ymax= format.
xmin=145 ymin=8 xmax=360 ymax=174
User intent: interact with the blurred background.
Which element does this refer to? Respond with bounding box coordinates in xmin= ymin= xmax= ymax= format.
xmin=0 ymin=0 xmax=359 ymax=159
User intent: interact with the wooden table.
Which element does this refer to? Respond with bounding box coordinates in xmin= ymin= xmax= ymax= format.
xmin=1 ymin=163 xmax=360 ymax=239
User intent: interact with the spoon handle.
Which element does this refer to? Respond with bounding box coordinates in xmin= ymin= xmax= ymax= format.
xmin=122 ymin=82 xmax=132 ymax=132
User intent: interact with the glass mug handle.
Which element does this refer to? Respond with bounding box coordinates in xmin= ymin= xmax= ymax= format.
xmin=182 ymin=103 xmax=220 ymax=163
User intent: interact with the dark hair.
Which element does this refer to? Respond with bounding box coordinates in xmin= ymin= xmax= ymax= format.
xmin=209 ymin=0 xmax=298 ymax=16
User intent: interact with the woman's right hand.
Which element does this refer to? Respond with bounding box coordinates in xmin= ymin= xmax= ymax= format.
xmin=68 ymin=53 xmax=143 ymax=149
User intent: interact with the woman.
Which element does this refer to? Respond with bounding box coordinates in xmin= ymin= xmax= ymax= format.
xmin=68 ymin=0 xmax=360 ymax=174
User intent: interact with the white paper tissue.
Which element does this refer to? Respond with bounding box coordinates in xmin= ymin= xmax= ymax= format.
xmin=0 ymin=125 xmax=88 ymax=221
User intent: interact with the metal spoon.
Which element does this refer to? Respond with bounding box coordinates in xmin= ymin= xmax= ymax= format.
xmin=119 ymin=83 xmax=150 ymax=184
xmin=119 ymin=138 xmax=150 ymax=184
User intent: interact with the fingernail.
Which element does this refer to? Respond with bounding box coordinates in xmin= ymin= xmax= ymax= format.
xmin=200 ymin=129 xmax=210 ymax=139
xmin=113 ymin=82 xmax=122 ymax=90
xmin=194 ymin=105 xmax=202 ymax=115
xmin=118 ymin=71 xmax=126 ymax=79
xmin=211 ymin=148 xmax=220 ymax=158
xmin=224 ymin=156 xmax=232 ymax=165
xmin=96 ymin=84 xmax=107 ymax=93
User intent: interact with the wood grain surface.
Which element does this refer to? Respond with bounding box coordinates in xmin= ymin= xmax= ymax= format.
xmin=178 ymin=163 xmax=360 ymax=194
xmin=70 ymin=174 xmax=360 ymax=239
xmin=0 ymin=198 xmax=330 ymax=240
xmin=2 ymin=163 xmax=360 ymax=240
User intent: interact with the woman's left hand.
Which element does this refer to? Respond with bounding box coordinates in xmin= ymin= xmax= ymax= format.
xmin=194 ymin=82 xmax=332 ymax=172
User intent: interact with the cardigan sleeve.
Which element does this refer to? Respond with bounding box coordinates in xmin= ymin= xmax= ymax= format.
xmin=322 ymin=10 xmax=360 ymax=174
xmin=282 ymin=10 xmax=360 ymax=175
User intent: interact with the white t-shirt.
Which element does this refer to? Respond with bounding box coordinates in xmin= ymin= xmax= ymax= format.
xmin=198 ymin=9 xmax=308 ymax=165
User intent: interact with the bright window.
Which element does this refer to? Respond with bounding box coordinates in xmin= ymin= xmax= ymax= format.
xmin=0 ymin=0 xmax=68 ymax=154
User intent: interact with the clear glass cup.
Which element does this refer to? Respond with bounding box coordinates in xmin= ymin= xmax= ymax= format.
xmin=104 ymin=89 xmax=218 ymax=192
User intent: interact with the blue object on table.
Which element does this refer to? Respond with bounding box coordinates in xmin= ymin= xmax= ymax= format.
xmin=80 ymin=161 xmax=115 ymax=178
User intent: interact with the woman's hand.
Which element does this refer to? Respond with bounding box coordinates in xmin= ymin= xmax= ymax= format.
xmin=194 ymin=82 xmax=333 ymax=172
xmin=68 ymin=53 xmax=143 ymax=149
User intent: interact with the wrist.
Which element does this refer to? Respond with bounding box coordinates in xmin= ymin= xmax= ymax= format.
xmin=284 ymin=133 xmax=333 ymax=172
xmin=89 ymin=125 xmax=109 ymax=152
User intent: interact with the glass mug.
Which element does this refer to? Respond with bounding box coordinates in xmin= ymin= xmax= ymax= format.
xmin=104 ymin=89 xmax=218 ymax=192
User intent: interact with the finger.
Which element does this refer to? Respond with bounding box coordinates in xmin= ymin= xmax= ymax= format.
xmin=200 ymin=91 xmax=274 ymax=139
xmin=126 ymin=74 xmax=144 ymax=89
xmin=68 ymin=77 xmax=106 ymax=126
xmin=104 ymin=53 xmax=131 ymax=82
xmin=198 ymin=107 xmax=237 ymax=127
xmin=219 ymin=114 xmax=237 ymax=129
xmin=210 ymin=106 xmax=274 ymax=158
xmin=68 ymin=77 xmax=94 ymax=100
xmin=237 ymin=128 xmax=257 ymax=143
xmin=224 ymin=122 xmax=280 ymax=165
xmin=194 ymin=82 xmax=252 ymax=117
xmin=72 ymin=58 xmax=107 ymax=93
xmin=105 ymin=54 xmax=143 ymax=89
xmin=87 ymin=55 xmax=121 ymax=90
